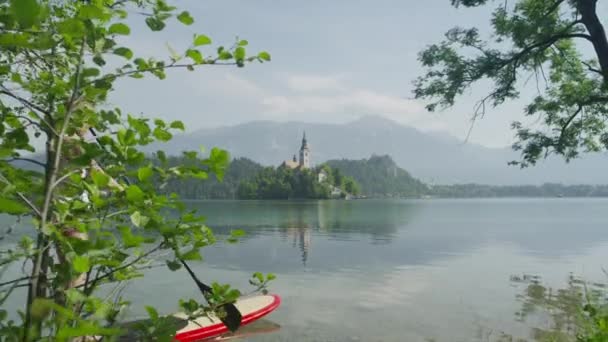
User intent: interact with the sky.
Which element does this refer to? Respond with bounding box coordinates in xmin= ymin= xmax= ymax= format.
xmin=107 ymin=0 xmax=603 ymax=148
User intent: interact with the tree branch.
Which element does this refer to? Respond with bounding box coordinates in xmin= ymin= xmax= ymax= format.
xmin=84 ymin=61 xmax=238 ymax=88
xmin=51 ymin=169 xmax=80 ymax=190
xmin=81 ymin=243 xmax=164 ymax=293
xmin=558 ymin=105 xmax=583 ymax=144
xmin=544 ymin=0 xmax=566 ymax=17
xmin=581 ymin=60 xmax=603 ymax=76
xmin=108 ymin=0 xmax=129 ymax=9
xmin=0 ymin=87 xmax=58 ymax=136
xmin=0 ymin=171 xmax=42 ymax=217
xmin=0 ymin=88 xmax=49 ymax=116
xmin=0 ymin=276 xmax=32 ymax=288
xmin=3 ymin=157 xmax=45 ymax=168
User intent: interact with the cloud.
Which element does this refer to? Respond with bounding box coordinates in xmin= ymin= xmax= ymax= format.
xmin=193 ymin=72 xmax=448 ymax=132
xmin=261 ymin=90 xmax=423 ymax=116
xmin=263 ymin=74 xmax=435 ymax=127
xmin=286 ymin=74 xmax=346 ymax=92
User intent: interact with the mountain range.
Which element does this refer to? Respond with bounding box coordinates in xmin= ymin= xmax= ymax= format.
xmin=146 ymin=116 xmax=608 ymax=185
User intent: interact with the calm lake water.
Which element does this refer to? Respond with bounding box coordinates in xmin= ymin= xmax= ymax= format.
xmin=4 ymin=199 xmax=608 ymax=341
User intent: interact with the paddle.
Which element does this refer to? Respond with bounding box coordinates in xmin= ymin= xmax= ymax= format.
xmin=86 ymin=127 xmax=243 ymax=332
xmin=179 ymin=259 xmax=242 ymax=332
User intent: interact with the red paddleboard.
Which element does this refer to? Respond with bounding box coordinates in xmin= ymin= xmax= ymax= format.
xmin=174 ymin=294 xmax=281 ymax=342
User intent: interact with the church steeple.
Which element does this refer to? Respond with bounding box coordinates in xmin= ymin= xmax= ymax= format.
xmin=298 ymin=131 xmax=311 ymax=169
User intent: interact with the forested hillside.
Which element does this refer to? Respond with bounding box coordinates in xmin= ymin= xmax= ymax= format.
xmin=161 ymin=157 xmax=263 ymax=199
xmin=325 ymin=155 xmax=428 ymax=197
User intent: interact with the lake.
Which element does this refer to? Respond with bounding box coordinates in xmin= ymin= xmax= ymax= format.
xmin=4 ymin=199 xmax=608 ymax=341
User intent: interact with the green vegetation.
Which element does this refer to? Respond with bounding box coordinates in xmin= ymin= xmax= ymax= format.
xmin=161 ymin=156 xmax=263 ymax=199
xmin=237 ymin=165 xmax=360 ymax=200
xmin=0 ymin=1 xmax=272 ymax=340
xmin=429 ymin=183 xmax=608 ymax=198
xmin=161 ymin=154 xmax=608 ymax=199
xmin=496 ymin=275 xmax=608 ymax=342
xmin=326 ymin=155 xmax=428 ymax=198
xmin=415 ymin=0 xmax=608 ymax=168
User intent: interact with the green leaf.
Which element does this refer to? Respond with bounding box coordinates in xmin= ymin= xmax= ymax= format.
xmin=177 ymin=11 xmax=194 ymax=25
xmin=125 ymin=185 xmax=145 ymax=203
xmin=137 ymin=166 xmax=154 ymax=182
xmin=91 ymin=170 xmax=110 ymax=187
xmin=194 ymin=34 xmax=212 ymax=46
xmin=93 ymin=54 xmax=106 ymax=67
xmin=238 ymin=40 xmax=248 ymax=46
xmin=233 ymin=229 xmax=246 ymax=237
xmin=186 ymin=49 xmax=203 ymax=64
xmin=57 ymin=19 xmax=86 ymax=37
xmin=10 ymin=0 xmax=40 ymax=29
xmin=108 ymin=23 xmax=131 ymax=35
xmin=153 ymin=127 xmax=172 ymax=142
xmin=78 ymin=4 xmax=107 ymax=20
xmin=82 ymin=68 xmax=100 ymax=78
xmin=145 ymin=306 xmax=159 ymax=321
xmin=30 ymin=298 xmax=53 ymax=320
xmin=181 ymin=249 xmax=202 ymax=261
xmin=258 ymin=51 xmax=271 ymax=61
xmin=0 ymin=197 xmax=30 ymax=215
xmin=219 ymin=51 xmax=233 ymax=60
xmin=113 ymin=47 xmax=133 ymax=60
xmin=235 ymin=46 xmax=246 ymax=60
xmin=206 ymin=148 xmax=230 ymax=181
xmin=119 ymin=226 xmax=145 ymax=248
xmin=145 ymin=17 xmax=166 ymax=31
xmin=170 ymin=120 xmax=185 ymax=131
xmin=130 ymin=211 xmax=149 ymax=228
xmin=166 ymin=259 xmax=182 ymax=271
xmin=73 ymin=255 xmax=90 ymax=273
xmin=157 ymin=150 xmax=167 ymax=164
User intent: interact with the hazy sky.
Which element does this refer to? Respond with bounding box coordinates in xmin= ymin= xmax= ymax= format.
xmin=108 ymin=0 xmax=604 ymax=148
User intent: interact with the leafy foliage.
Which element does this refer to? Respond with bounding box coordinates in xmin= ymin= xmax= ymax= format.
xmin=505 ymin=274 xmax=608 ymax=342
xmin=161 ymin=156 xmax=263 ymax=199
xmin=236 ymin=165 xmax=357 ymax=200
xmin=0 ymin=0 xmax=272 ymax=340
xmin=415 ymin=0 xmax=608 ymax=167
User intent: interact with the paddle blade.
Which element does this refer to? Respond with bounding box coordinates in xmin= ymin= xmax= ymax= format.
xmin=219 ymin=302 xmax=242 ymax=332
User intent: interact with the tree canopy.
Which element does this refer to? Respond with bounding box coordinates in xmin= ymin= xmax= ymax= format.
xmin=415 ymin=0 xmax=608 ymax=167
xmin=0 ymin=0 xmax=272 ymax=340
xmin=236 ymin=165 xmax=359 ymax=200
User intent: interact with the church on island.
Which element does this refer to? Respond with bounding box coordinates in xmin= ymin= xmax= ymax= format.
xmin=280 ymin=132 xmax=312 ymax=170
xmin=279 ymin=132 xmax=336 ymax=193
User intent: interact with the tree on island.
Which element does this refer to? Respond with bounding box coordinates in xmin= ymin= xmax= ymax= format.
xmin=237 ymin=165 xmax=360 ymax=200
xmin=0 ymin=1 xmax=273 ymax=340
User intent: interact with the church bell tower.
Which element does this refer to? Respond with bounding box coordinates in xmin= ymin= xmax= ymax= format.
xmin=299 ymin=132 xmax=310 ymax=169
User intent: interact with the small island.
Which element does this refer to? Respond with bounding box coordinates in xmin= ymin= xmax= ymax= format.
xmin=237 ymin=133 xmax=360 ymax=200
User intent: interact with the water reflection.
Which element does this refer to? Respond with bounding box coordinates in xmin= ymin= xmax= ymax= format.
xmin=194 ymin=199 xmax=418 ymax=267
xmin=191 ymin=199 xmax=608 ymax=275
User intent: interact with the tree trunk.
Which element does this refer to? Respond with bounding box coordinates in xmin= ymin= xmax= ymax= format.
xmin=578 ymin=0 xmax=608 ymax=85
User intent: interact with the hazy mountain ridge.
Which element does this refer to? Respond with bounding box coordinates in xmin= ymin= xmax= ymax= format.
xmin=146 ymin=115 xmax=608 ymax=185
